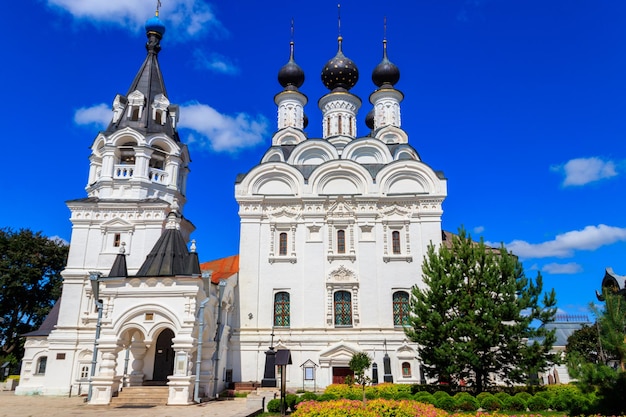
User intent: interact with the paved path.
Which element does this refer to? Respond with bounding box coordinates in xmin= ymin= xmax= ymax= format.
xmin=0 ymin=392 xmax=257 ymax=417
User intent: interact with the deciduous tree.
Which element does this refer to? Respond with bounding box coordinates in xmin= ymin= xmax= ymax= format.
xmin=406 ymin=227 xmax=558 ymax=392
xmin=349 ymin=351 xmax=372 ymax=405
xmin=0 ymin=228 xmax=68 ymax=369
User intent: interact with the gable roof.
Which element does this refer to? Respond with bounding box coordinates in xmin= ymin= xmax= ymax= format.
xmin=200 ymin=254 xmax=239 ymax=283
xmin=22 ymin=298 xmax=61 ymax=337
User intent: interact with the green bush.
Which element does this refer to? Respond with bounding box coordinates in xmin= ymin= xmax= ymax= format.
xmin=494 ymin=391 xmax=511 ymax=405
xmin=317 ymin=392 xmax=338 ymax=402
xmin=267 ymin=398 xmax=281 ymax=413
xmin=365 ymin=389 xmax=378 ymax=400
xmin=504 ymin=394 xmax=527 ymax=411
xmin=435 ymin=395 xmax=457 ymax=412
xmin=453 ymin=392 xmax=479 ymax=411
xmin=528 ymin=394 xmax=550 ymax=411
xmin=395 ymin=392 xmax=413 ymax=400
xmin=550 ymin=386 xmax=580 ymax=411
xmin=433 ymin=390 xmax=451 ymax=400
xmin=299 ymin=391 xmax=318 ymax=401
xmin=515 ymin=391 xmax=532 ymax=402
xmin=480 ymin=394 xmax=502 ymax=411
xmin=475 ymin=391 xmax=493 ymax=402
xmin=413 ymin=391 xmax=435 ymax=405
xmin=286 ymin=393 xmax=298 ymax=411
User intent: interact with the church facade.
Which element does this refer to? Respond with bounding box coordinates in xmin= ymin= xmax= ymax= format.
xmin=16 ymin=11 xmax=447 ymax=403
xmin=233 ymin=35 xmax=447 ymax=387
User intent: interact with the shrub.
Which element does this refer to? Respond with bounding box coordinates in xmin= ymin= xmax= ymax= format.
xmin=365 ymin=388 xmax=378 ymax=400
xmin=317 ymin=392 xmax=339 ymax=402
xmin=453 ymin=392 xmax=479 ymax=411
xmin=267 ymin=398 xmax=282 ymax=413
xmin=395 ymin=392 xmax=413 ymax=400
xmin=527 ymin=394 xmax=550 ymax=411
xmin=435 ymin=395 xmax=457 ymax=412
xmin=549 ymin=385 xmax=581 ymax=411
xmin=479 ymin=394 xmax=502 ymax=411
xmin=494 ymin=392 xmax=511 ymax=404
xmin=299 ymin=392 xmax=318 ymax=401
xmin=433 ymin=390 xmax=451 ymax=400
xmin=475 ymin=391 xmax=493 ymax=402
xmin=504 ymin=393 xmax=527 ymax=411
xmin=324 ymin=383 xmax=356 ymax=399
xmin=515 ymin=391 xmax=532 ymax=402
xmin=413 ymin=391 xmax=435 ymax=405
xmin=292 ymin=398 xmax=449 ymax=417
xmin=286 ymin=393 xmax=298 ymax=411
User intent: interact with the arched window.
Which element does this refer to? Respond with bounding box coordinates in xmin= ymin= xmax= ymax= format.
xmin=393 ymin=291 xmax=410 ymax=326
xmin=337 ymin=230 xmax=346 ymax=254
xmin=36 ymin=356 xmax=48 ymax=375
xmin=334 ymin=291 xmax=352 ymax=326
xmin=279 ymin=233 xmax=288 ymax=256
xmin=402 ymin=361 xmax=411 ymax=378
xmin=80 ymin=365 xmax=90 ymax=379
xmin=392 ymin=231 xmax=401 ymax=254
xmin=274 ymin=292 xmax=290 ymax=327
xmin=337 ymin=114 xmax=343 ymax=135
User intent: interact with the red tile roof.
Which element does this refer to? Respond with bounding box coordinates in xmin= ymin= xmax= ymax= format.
xmin=200 ymin=254 xmax=239 ymax=283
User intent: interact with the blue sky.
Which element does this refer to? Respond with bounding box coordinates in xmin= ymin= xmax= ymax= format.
xmin=2 ymin=0 xmax=625 ymax=318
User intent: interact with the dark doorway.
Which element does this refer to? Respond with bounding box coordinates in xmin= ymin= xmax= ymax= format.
xmin=332 ymin=366 xmax=353 ymax=384
xmin=152 ymin=329 xmax=175 ymax=382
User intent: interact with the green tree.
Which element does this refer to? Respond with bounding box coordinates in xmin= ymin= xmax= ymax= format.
xmin=566 ymin=292 xmax=626 ymax=415
xmin=349 ymin=351 xmax=372 ymax=405
xmin=566 ymin=323 xmax=604 ymax=365
xmin=595 ymin=291 xmax=626 ymax=371
xmin=406 ymin=227 xmax=558 ymax=392
xmin=0 ymin=228 xmax=68 ymax=369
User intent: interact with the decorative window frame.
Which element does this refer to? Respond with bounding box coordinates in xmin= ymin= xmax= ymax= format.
xmin=396 ymin=344 xmax=419 ymax=383
xmin=127 ymin=90 xmax=145 ymax=121
xmin=326 ymin=266 xmax=360 ymax=327
xmin=392 ymin=290 xmax=411 ymax=327
xmin=327 ymin=221 xmax=356 ymax=262
xmin=382 ymin=221 xmax=412 ymax=263
xmin=269 ymin=223 xmax=297 ymax=263
xmin=101 ymin=220 xmax=135 ymax=255
xmin=35 ymin=356 xmax=48 ymax=375
xmin=273 ymin=290 xmax=291 ymax=328
xmin=152 ymin=93 xmax=170 ymax=126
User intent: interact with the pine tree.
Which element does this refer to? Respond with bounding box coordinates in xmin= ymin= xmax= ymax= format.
xmin=406 ymin=227 xmax=558 ymax=392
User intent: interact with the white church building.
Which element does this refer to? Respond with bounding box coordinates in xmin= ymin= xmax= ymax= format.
xmin=16 ymin=11 xmax=447 ymax=405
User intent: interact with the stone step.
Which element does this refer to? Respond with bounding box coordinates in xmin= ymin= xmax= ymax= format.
xmin=110 ymin=386 xmax=169 ymax=406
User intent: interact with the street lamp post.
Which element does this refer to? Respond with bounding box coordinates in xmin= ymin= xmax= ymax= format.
xmin=87 ymin=272 xmax=103 ymax=403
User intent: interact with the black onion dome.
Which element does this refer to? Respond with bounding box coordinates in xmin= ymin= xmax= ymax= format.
xmin=365 ymin=108 xmax=375 ymax=130
xmin=372 ymin=40 xmax=400 ymax=87
xmin=303 ymin=113 xmax=309 ymax=129
xmin=278 ymin=41 xmax=305 ymax=89
xmin=321 ymin=36 xmax=359 ymax=91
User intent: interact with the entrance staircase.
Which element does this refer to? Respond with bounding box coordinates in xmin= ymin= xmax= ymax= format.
xmin=110 ymin=386 xmax=169 ymax=407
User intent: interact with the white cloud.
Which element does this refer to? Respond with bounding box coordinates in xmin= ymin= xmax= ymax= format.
xmin=73 ymin=102 xmax=268 ymax=153
xmin=49 ymin=235 xmax=70 ymax=246
xmin=473 ymin=226 xmax=485 ymax=234
xmin=541 ymin=262 xmax=583 ymax=275
xmin=74 ymin=103 xmax=111 ymax=128
xmin=179 ymin=103 xmax=268 ymax=152
xmin=504 ymin=224 xmax=626 ymax=259
xmin=193 ymin=49 xmax=239 ymax=75
xmin=46 ymin=0 xmax=225 ymax=39
xmin=552 ymin=157 xmax=618 ymax=186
